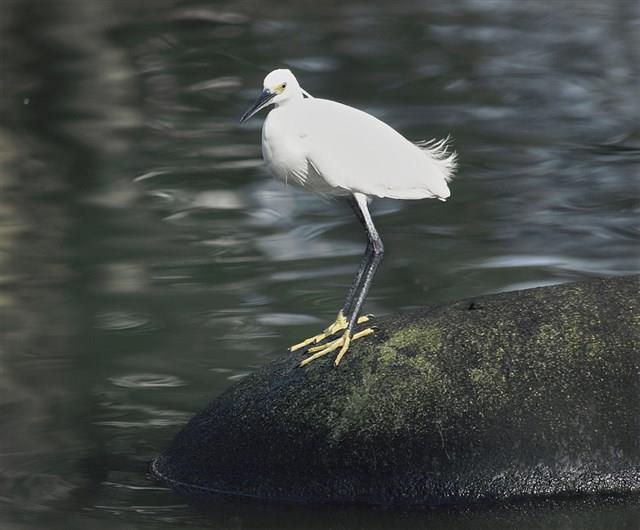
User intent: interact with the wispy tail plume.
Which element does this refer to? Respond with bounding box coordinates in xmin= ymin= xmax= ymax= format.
xmin=415 ymin=135 xmax=458 ymax=182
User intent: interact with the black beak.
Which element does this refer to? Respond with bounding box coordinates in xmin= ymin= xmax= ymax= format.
xmin=240 ymin=89 xmax=275 ymax=122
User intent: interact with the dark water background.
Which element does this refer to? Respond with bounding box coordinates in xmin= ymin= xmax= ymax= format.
xmin=1 ymin=0 xmax=639 ymax=528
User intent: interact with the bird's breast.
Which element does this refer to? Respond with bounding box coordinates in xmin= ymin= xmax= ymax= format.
xmin=260 ymin=105 xmax=349 ymax=196
xmin=262 ymin=113 xmax=310 ymax=187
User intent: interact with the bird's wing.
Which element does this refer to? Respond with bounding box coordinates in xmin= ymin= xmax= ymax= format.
xmin=295 ymin=99 xmax=456 ymax=200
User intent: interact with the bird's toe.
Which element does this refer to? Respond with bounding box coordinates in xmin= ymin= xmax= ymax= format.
xmin=298 ymin=326 xmax=377 ymax=368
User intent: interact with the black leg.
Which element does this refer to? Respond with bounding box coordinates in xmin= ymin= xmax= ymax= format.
xmin=341 ymin=244 xmax=373 ymax=317
xmin=298 ymin=193 xmax=383 ymax=367
xmin=341 ymin=196 xmax=382 ymax=318
xmin=340 ymin=196 xmax=372 ymax=316
xmin=343 ymin=193 xmax=384 ymax=334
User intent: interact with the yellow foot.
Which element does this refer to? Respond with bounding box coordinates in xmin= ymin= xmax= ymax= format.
xmin=289 ymin=311 xmax=372 ymax=352
xmin=299 ymin=327 xmax=376 ymax=367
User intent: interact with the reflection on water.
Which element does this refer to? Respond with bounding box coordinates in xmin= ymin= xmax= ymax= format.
xmin=0 ymin=0 xmax=639 ymax=528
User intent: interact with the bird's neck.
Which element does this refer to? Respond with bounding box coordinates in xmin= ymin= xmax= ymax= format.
xmin=274 ymin=90 xmax=304 ymax=107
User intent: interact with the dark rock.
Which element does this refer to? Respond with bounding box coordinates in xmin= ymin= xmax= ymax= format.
xmin=152 ymin=275 xmax=640 ymax=505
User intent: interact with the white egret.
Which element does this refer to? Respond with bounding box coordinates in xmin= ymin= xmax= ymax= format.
xmin=241 ymin=69 xmax=457 ymax=367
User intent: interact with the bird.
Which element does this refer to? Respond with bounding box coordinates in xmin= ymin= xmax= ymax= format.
xmin=241 ymin=68 xmax=457 ymax=367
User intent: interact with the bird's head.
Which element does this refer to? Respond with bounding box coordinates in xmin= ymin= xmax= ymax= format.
xmin=240 ymin=69 xmax=301 ymax=122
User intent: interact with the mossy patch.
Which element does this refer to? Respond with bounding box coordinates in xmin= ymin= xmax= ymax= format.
xmin=378 ymin=325 xmax=444 ymax=357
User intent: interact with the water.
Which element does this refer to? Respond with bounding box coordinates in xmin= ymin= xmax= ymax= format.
xmin=1 ymin=0 xmax=639 ymax=527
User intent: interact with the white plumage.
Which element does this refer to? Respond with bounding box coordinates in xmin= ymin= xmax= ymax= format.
xmin=243 ymin=69 xmax=457 ymax=201
xmin=240 ymin=68 xmax=457 ymax=368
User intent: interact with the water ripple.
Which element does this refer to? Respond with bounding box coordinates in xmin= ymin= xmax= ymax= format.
xmin=108 ymin=374 xmax=186 ymax=388
xmin=95 ymin=312 xmax=154 ymax=332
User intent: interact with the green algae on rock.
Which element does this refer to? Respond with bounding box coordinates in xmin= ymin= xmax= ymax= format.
xmin=152 ymin=275 xmax=640 ymax=505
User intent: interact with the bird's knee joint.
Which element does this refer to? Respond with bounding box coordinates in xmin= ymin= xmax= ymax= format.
xmin=373 ymin=241 xmax=384 ymax=255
